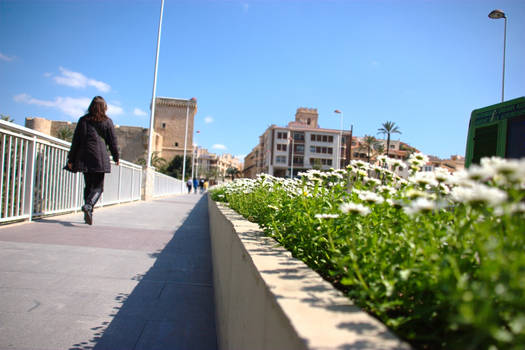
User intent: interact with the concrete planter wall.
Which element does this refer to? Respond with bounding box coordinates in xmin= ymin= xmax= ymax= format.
xmin=208 ymin=197 xmax=410 ymax=350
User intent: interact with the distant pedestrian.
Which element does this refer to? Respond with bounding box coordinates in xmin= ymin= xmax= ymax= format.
xmin=67 ymin=96 xmax=119 ymax=225
xmin=199 ymin=178 xmax=205 ymax=193
xmin=204 ymin=179 xmax=209 ymax=192
xmin=186 ymin=179 xmax=192 ymax=193
xmin=193 ymin=177 xmax=198 ymax=194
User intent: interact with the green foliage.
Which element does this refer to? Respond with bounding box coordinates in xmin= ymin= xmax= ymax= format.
xmin=210 ymin=155 xmax=525 ymax=350
xmin=378 ymin=121 xmax=402 ymax=158
xmin=358 ymin=135 xmax=381 ymax=163
xmin=136 ymin=151 xmax=168 ymax=171
xmin=1 ymin=114 xmax=14 ymax=122
xmin=160 ymin=155 xmax=192 ymax=180
xmin=226 ymin=167 xmax=240 ymax=180
xmin=56 ymin=126 xmax=74 ymax=142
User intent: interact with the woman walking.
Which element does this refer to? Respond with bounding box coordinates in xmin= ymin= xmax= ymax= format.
xmin=67 ymin=96 xmax=119 ymax=225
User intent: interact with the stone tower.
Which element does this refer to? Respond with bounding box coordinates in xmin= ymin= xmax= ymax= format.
xmin=153 ymin=97 xmax=198 ymax=161
xmin=294 ymin=107 xmax=319 ymax=128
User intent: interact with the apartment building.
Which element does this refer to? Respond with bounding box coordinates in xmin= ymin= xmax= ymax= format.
xmin=351 ymin=137 xmax=418 ymax=162
xmin=243 ymin=144 xmax=261 ymax=178
xmin=193 ymin=147 xmax=243 ymax=181
xmin=424 ymin=155 xmax=465 ymax=172
xmin=244 ymin=108 xmax=352 ymax=178
xmin=217 ymin=153 xmax=243 ymax=179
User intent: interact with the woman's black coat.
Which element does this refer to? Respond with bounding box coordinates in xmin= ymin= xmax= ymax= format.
xmin=68 ymin=115 xmax=120 ymax=173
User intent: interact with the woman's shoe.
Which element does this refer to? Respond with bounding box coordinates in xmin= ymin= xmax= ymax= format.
xmin=82 ymin=204 xmax=93 ymax=225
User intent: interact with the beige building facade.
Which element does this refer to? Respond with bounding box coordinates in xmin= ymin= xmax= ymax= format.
xmin=193 ymin=147 xmax=243 ymax=182
xmin=244 ymin=107 xmax=352 ymax=178
xmin=242 ymin=144 xmax=261 ymax=178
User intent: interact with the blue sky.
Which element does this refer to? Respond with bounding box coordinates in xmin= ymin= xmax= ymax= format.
xmin=1 ymin=0 xmax=524 ymax=161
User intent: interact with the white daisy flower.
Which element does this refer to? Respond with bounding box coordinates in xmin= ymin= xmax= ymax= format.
xmin=364 ymin=177 xmax=381 ymax=187
xmin=433 ymin=167 xmax=451 ymax=183
xmin=340 ymin=202 xmax=371 ymax=216
xmin=450 ymin=183 xmax=507 ymax=206
xmin=315 ymin=213 xmax=339 ymax=219
xmin=358 ymin=191 xmax=385 ymax=204
xmin=410 ymin=172 xmax=438 ymax=187
xmin=403 ymin=197 xmax=435 ymax=216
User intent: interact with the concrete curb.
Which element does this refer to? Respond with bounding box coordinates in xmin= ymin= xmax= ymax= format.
xmin=208 ymin=197 xmax=411 ymax=350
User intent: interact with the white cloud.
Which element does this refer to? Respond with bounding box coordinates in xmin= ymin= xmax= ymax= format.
xmin=52 ymin=67 xmax=111 ymax=92
xmin=107 ymin=104 xmax=124 ymax=116
xmin=212 ymin=144 xmax=227 ymax=150
xmin=134 ymin=108 xmax=148 ymax=117
xmin=204 ymin=116 xmax=214 ymax=124
xmin=14 ymin=93 xmax=123 ymax=118
xmin=236 ymin=154 xmax=246 ymax=160
xmin=0 ymin=52 xmax=14 ymax=61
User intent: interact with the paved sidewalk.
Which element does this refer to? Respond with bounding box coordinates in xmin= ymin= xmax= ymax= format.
xmin=0 ymin=194 xmax=217 ymax=350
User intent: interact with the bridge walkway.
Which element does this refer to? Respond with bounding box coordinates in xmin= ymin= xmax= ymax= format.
xmin=0 ymin=194 xmax=217 ymax=350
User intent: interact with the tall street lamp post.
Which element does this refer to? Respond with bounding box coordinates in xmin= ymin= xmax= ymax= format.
xmin=334 ymin=110 xmax=343 ymax=169
xmin=488 ymin=9 xmax=507 ymax=103
xmin=191 ymin=130 xmax=200 ymax=180
xmin=289 ymin=134 xmax=294 ymax=178
xmin=181 ymin=100 xmax=190 ymax=190
xmin=147 ymin=0 xmax=165 ymax=168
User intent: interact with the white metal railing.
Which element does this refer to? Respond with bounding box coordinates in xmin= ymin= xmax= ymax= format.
xmin=0 ymin=119 xmax=142 ymax=223
xmin=153 ymin=170 xmax=185 ymax=197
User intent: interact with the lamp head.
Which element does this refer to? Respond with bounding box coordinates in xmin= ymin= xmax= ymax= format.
xmin=488 ymin=9 xmax=506 ymax=19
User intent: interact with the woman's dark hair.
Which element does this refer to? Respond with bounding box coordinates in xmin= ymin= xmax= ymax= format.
xmin=87 ymin=96 xmax=108 ymax=122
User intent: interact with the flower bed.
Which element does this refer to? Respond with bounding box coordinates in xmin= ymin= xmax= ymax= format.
xmin=210 ymin=154 xmax=525 ymax=350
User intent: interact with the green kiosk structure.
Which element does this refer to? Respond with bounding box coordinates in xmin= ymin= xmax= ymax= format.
xmin=465 ymin=97 xmax=525 ymax=168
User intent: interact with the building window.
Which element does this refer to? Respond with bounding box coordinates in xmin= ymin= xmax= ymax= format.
xmin=293 ymin=132 xmax=304 ymax=141
xmin=276 ymin=144 xmax=287 ymax=151
xmin=295 ymin=144 xmax=304 ymax=153
xmin=277 ymin=131 xmax=287 ymax=139
xmin=162 ymin=123 xmax=166 ymax=129
xmin=174 ymin=142 xmax=179 ymax=147
xmin=311 ymin=134 xmax=334 ymax=143
xmin=310 ymin=146 xmax=332 ymax=154
xmin=276 ymin=155 xmax=286 ymax=164
xmin=293 ymin=156 xmax=303 ymax=165
xmin=310 ymin=158 xmax=332 ymax=166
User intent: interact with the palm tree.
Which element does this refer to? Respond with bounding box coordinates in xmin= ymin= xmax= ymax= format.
xmin=359 ymin=135 xmax=380 ymax=163
xmin=151 ymin=151 xmax=167 ymax=170
xmin=375 ymin=143 xmax=385 ymax=156
xmin=226 ymin=167 xmax=240 ymax=181
xmin=377 ymin=121 xmax=401 ymax=157
xmin=136 ymin=151 xmax=167 ymax=170
xmin=1 ymin=114 xmax=14 ymax=122
xmin=56 ymin=126 xmax=74 ymax=142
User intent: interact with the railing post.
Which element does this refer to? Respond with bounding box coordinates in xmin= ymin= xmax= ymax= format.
xmin=118 ymin=163 xmax=122 ymax=204
xmin=24 ymin=137 xmax=37 ymax=221
xmin=74 ymin=172 xmax=79 ymax=212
